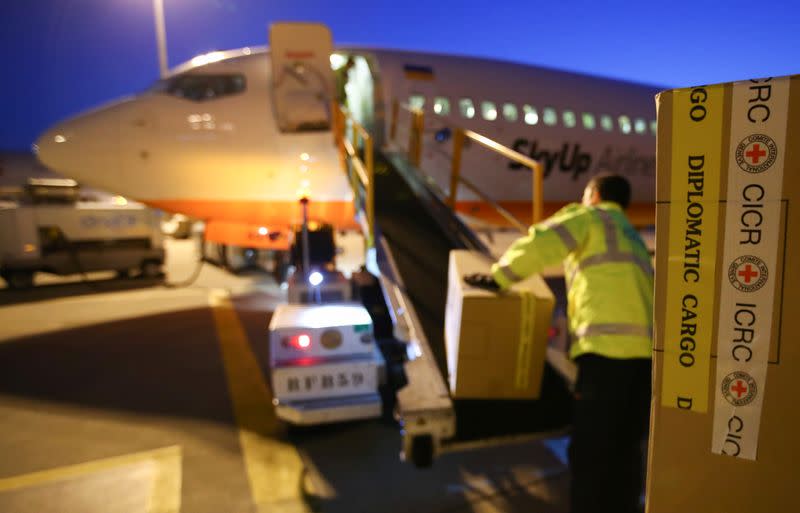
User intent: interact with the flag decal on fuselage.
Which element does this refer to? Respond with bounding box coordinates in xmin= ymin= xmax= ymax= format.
xmin=403 ymin=64 xmax=434 ymax=81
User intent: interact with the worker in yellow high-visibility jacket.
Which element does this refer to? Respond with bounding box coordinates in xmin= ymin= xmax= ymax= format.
xmin=466 ymin=173 xmax=653 ymax=513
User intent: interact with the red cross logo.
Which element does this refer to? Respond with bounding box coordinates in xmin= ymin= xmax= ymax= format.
xmin=746 ymin=143 xmax=767 ymax=164
xmin=738 ymin=264 xmax=759 ymax=284
xmin=722 ymin=371 xmax=757 ymax=406
xmin=729 ymin=255 xmax=768 ymax=292
xmin=736 ymin=135 xmax=776 ymax=174
xmin=731 ymin=380 xmax=748 ymax=398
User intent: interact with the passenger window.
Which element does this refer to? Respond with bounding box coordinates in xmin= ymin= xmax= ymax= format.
xmin=481 ymin=101 xmax=498 ymax=121
xmin=459 ymin=98 xmax=476 ymax=119
xmin=409 ymin=94 xmax=425 ymax=111
xmin=634 ymin=118 xmax=647 ymax=134
xmin=523 ymin=105 xmax=539 ymax=125
xmin=650 ymin=120 xmax=658 ymax=136
xmin=618 ymin=115 xmax=632 ymax=134
xmin=582 ymin=113 xmax=596 ymax=130
xmin=543 ymin=107 xmax=557 ymax=126
xmin=167 ymin=74 xmax=246 ymax=102
xmin=563 ymin=110 xmax=577 ymax=128
xmin=502 ymin=103 xmax=518 ymax=122
xmin=433 ymin=97 xmax=450 ymax=116
xmin=600 ymin=115 xmax=614 ymax=132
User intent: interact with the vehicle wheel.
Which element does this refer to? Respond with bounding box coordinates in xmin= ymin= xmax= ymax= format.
xmin=140 ymin=260 xmax=162 ymax=279
xmin=116 ymin=269 xmax=132 ymax=279
xmin=7 ymin=270 xmax=34 ymax=289
xmin=410 ymin=435 xmax=434 ymax=468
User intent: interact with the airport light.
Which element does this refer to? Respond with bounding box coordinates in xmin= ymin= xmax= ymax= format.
xmin=309 ymin=271 xmax=324 ymax=286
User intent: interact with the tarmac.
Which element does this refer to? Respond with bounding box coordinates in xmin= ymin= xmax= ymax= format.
xmin=0 ymin=236 xmax=570 ymax=513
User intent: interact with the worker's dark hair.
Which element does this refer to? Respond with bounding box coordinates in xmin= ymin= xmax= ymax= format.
xmin=587 ymin=173 xmax=631 ymax=209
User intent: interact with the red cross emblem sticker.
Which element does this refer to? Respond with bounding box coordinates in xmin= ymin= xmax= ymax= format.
xmin=728 ymin=255 xmax=768 ymax=292
xmin=745 ymin=144 xmax=767 ymax=164
xmin=722 ymin=371 xmax=758 ymax=406
xmin=731 ymin=380 xmax=749 ymax=398
xmin=736 ymin=134 xmax=777 ymax=174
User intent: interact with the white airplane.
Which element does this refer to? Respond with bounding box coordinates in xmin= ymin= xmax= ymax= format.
xmin=35 ymin=23 xmax=660 ymax=253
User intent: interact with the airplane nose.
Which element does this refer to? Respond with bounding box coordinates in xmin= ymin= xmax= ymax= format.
xmin=35 ymin=107 xmax=121 ymax=188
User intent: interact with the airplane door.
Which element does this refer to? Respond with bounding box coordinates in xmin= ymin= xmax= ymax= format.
xmin=269 ymin=22 xmax=334 ymax=133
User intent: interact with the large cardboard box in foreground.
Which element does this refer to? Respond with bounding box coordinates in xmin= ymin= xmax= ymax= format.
xmin=444 ymin=250 xmax=554 ymax=399
xmin=648 ymin=75 xmax=799 ymax=512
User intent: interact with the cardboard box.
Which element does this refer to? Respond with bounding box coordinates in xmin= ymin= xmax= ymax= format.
xmin=647 ymin=75 xmax=799 ymax=512
xmin=444 ymin=249 xmax=554 ymax=399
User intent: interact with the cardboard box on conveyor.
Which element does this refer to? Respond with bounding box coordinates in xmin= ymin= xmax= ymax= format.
xmin=648 ymin=75 xmax=800 ymax=512
xmin=444 ymin=249 xmax=555 ymax=400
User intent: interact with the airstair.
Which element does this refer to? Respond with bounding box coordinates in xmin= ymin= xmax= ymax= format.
xmin=333 ymin=103 xmax=574 ymax=467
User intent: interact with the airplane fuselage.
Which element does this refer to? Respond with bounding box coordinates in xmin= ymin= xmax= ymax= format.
xmin=36 ymin=46 xmax=662 ymax=244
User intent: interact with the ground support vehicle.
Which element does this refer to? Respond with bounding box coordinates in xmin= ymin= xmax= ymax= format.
xmin=0 ymin=180 xmax=164 ymax=288
xmin=269 ymin=303 xmax=386 ymax=425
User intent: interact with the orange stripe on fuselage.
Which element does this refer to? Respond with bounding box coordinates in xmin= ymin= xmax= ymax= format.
xmin=144 ymin=199 xmax=359 ymax=230
xmin=144 ymin=198 xmax=654 ymax=249
xmin=204 ymin=220 xmax=291 ymax=250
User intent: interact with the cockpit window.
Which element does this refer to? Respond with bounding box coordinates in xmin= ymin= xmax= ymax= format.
xmin=165 ymin=74 xmax=246 ymax=102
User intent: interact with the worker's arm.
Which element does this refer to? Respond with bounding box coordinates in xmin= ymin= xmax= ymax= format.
xmin=490 ymin=204 xmax=590 ymax=289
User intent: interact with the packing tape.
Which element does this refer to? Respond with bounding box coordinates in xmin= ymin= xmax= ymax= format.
xmin=710 ymin=77 xmax=790 ymax=460
xmin=515 ymin=290 xmax=534 ymax=389
xmin=661 ymin=84 xmax=725 ymax=413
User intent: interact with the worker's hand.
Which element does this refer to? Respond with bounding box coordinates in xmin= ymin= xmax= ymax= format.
xmin=463 ymin=273 xmax=500 ymax=292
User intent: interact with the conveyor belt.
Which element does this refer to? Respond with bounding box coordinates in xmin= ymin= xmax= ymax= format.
xmin=373 ymin=151 xmax=573 ymax=443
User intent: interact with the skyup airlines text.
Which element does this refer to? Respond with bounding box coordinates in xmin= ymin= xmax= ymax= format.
xmin=508 ymin=140 xmax=654 ymax=179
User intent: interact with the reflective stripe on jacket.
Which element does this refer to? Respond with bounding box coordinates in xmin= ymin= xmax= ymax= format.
xmin=490 ymin=201 xmax=653 ymax=360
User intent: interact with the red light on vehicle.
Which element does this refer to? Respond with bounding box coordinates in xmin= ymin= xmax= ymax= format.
xmin=290 ymin=334 xmax=311 ymax=350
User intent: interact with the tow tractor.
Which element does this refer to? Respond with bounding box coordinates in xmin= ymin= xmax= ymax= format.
xmin=268 ymin=198 xmax=386 ymax=425
xmin=269 ymin=301 xmax=385 ymax=425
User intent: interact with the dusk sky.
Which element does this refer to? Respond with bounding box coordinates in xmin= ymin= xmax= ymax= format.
xmin=2 ymin=0 xmax=799 ymax=151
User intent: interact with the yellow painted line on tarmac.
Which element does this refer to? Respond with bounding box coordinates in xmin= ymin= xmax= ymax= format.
xmin=209 ymin=289 xmax=311 ymax=512
xmin=0 ymin=445 xmax=182 ymax=513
